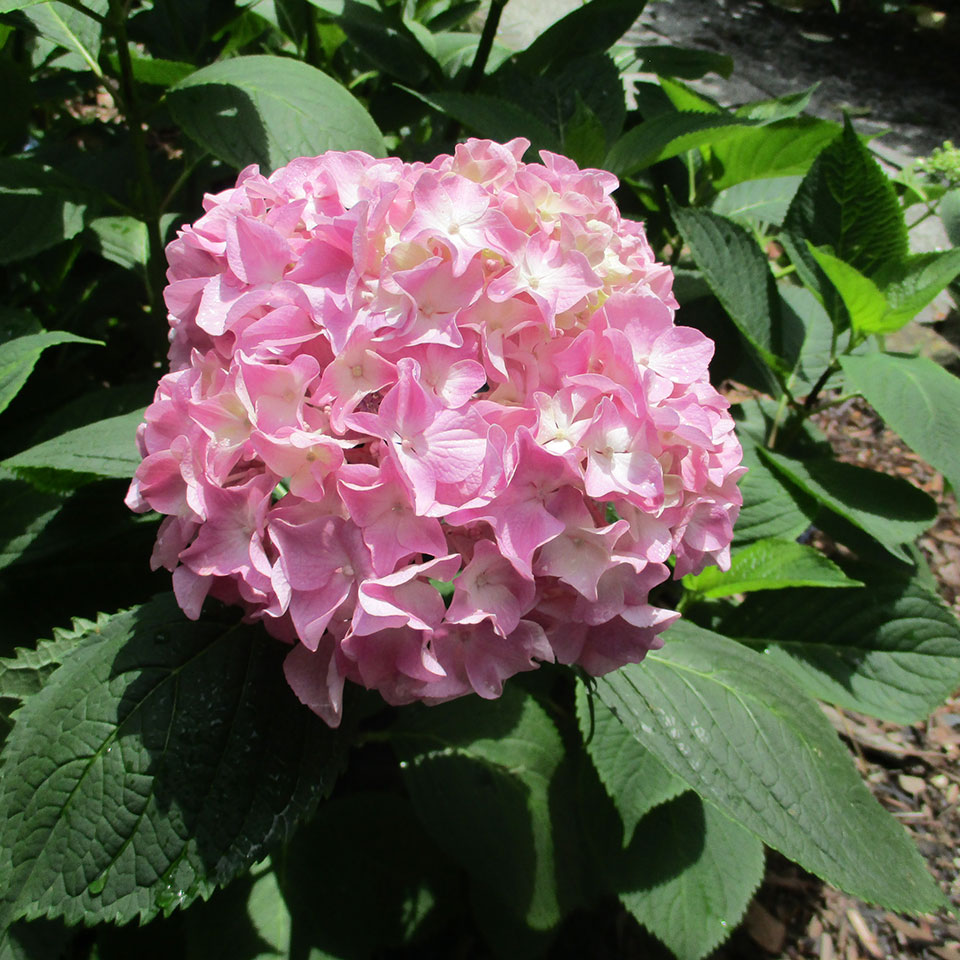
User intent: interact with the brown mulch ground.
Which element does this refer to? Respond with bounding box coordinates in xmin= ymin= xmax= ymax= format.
xmin=715 ymin=397 xmax=960 ymax=960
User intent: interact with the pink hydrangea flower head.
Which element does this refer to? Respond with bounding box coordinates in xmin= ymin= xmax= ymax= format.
xmin=128 ymin=140 xmax=744 ymax=727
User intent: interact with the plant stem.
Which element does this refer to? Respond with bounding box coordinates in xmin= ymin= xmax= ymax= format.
xmin=109 ymin=0 xmax=165 ymax=325
xmin=465 ymin=0 xmax=508 ymax=92
xmin=804 ymin=361 xmax=837 ymax=412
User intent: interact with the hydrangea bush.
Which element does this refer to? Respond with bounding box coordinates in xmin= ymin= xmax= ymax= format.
xmin=125 ymin=139 xmax=743 ymax=725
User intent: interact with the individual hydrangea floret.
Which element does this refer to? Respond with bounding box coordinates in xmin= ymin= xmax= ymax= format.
xmin=126 ymin=139 xmax=744 ymax=727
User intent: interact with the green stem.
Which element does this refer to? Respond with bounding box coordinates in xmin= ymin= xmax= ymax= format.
xmin=464 ymin=0 xmax=508 ymax=92
xmin=811 ymin=391 xmax=861 ymax=413
xmin=804 ymin=361 xmax=838 ymax=412
xmin=766 ymin=384 xmax=792 ymax=449
xmin=109 ymin=0 xmax=165 ymax=324
xmin=158 ymin=151 xmax=205 ymax=215
xmin=771 ymin=263 xmax=796 ymax=279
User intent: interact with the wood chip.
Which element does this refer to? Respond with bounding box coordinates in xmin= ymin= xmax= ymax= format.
xmin=885 ymin=913 xmax=937 ymax=943
xmin=899 ymin=774 xmax=927 ymax=795
xmin=932 ymin=946 xmax=960 ymax=960
xmin=820 ymin=932 xmax=835 ymax=960
xmin=846 ymin=908 xmax=883 ymax=958
xmin=746 ymin=900 xmax=788 ymax=954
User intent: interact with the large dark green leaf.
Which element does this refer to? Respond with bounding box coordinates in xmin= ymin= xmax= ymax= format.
xmin=722 ymin=564 xmax=960 ymax=724
xmin=779 ymin=282 xmax=839 ymax=390
xmin=402 ymin=88 xmax=561 ymax=153
xmin=839 ymin=352 xmax=960 ymax=496
xmin=759 ymin=449 xmax=937 ymax=561
xmin=3 ymin=409 xmax=145 ymax=490
xmin=0 ymin=594 xmax=347 ymax=928
xmin=0 ymin=329 xmax=100 ymax=416
xmin=594 ymin=620 xmax=946 ymax=912
xmin=605 ymin=112 xmax=753 ymax=178
xmin=576 ymin=679 xmax=685 ymax=838
xmin=711 ymin=176 xmax=802 ymax=227
xmin=303 ymin=0 xmax=438 ymax=84
xmin=396 ymin=685 xmax=566 ymax=931
xmin=282 ymin=792 xmax=454 ymax=957
xmin=637 ymin=45 xmax=733 ymax=80
xmin=783 ymin=117 xmax=906 ymax=306
xmin=510 ymin=0 xmax=648 ymax=75
xmin=167 ymin=55 xmax=385 ymax=173
xmin=709 ymin=117 xmax=839 ymax=191
xmin=23 ymin=0 xmax=107 ymax=75
xmin=0 ymin=160 xmax=88 ymax=265
xmin=672 ymin=204 xmax=795 ymax=378
xmin=0 ymin=476 xmax=65 ymax=574
xmin=732 ymin=420 xmax=818 ymax=546
xmin=618 ymin=793 xmax=764 ymax=960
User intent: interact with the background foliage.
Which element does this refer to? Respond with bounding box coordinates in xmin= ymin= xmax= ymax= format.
xmin=1 ymin=0 xmax=960 ymax=957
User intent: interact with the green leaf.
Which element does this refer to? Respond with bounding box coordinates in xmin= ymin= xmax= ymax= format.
xmin=0 ymin=0 xmax=56 ymax=9
xmin=734 ymin=84 xmax=819 ymax=122
xmin=709 ymin=117 xmax=839 ymax=191
xmin=780 ymin=283 xmax=842 ymax=390
xmin=23 ymin=0 xmax=106 ymax=75
xmin=0 ymin=594 xmax=347 ymax=928
xmin=874 ymin=249 xmax=960 ymax=332
xmin=839 ymin=352 xmax=960 ymax=495
xmin=0 ymin=621 xmax=86 ymax=710
xmin=562 ymin=93 xmax=608 ymax=169
xmin=426 ymin=0 xmax=481 ymax=31
xmin=88 ymin=214 xmax=179 ymax=270
xmin=595 ymin=620 xmax=946 ymax=912
xmin=618 ymin=793 xmax=764 ymax=960
xmin=396 ymin=685 xmax=566 ymax=931
xmin=238 ymin=862 xmax=290 ymax=959
xmin=783 ymin=117 xmax=907 ymax=288
xmin=510 ymin=0 xmax=649 ymax=75
xmin=178 ymin=859 xmax=289 ymax=960
xmin=282 ymin=793 xmax=454 ymax=957
xmin=807 ymin=243 xmax=888 ymax=336
xmin=0 ymin=329 xmax=101 ymax=416
xmin=400 ymin=88 xmax=560 ymax=153
xmin=684 ymin=537 xmax=863 ymax=598
xmin=658 ymin=76 xmax=723 ymax=114
xmin=637 ymin=45 xmax=733 ymax=80
xmin=576 ymin=679 xmax=686 ymax=839
xmin=0 ymin=919 xmax=71 ymax=960
xmin=167 ymin=55 xmax=385 ymax=173
xmin=0 ymin=476 xmax=64 ymax=574
xmin=941 ymin=188 xmax=960 ymax=247
xmin=3 ymin=408 xmax=145 ymax=489
xmin=127 ymin=53 xmax=194 ymax=86
xmin=810 ymin=246 xmax=960 ymax=338
xmin=605 ymin=111 xmax=754 ymax=177
xmin=304 ymin=0 xmax=437 ymax=84
xmin=0 ymin=159 xmax=88 ymax=265
xmin=88 ymin=215 xmax=150 ymax=270
xmin=732 ymin=417 xmax=818 ymax=546
xmin=430 ymin=31 xmax=511 ymax=77
xmin=671 ymin=204 xmax=793 ymax=377
xmin=759 ymin=448 xmax=936 ymax=561
xmin=723 ymin=564 xmax=960 ymax=724
xmin=711 ymin=176 xmax=802 ymax=227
